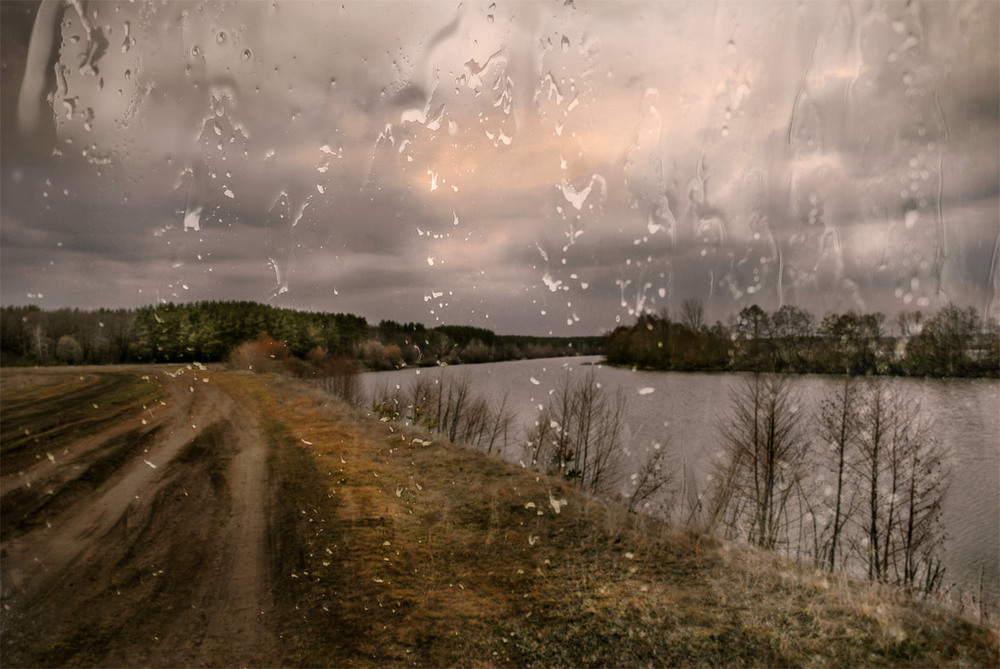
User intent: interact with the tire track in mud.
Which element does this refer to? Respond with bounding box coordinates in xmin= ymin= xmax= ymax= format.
xmin=1 ymin=419 xmax=162 ymax=540
xmin=0 ymin=372 xmax=157 ymax=474
xmin=1 ymin=369 xmax=277 ymax=667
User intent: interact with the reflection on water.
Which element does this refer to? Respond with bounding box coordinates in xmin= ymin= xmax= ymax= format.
xmin=364 ymin=356 xmax=999 ymax=610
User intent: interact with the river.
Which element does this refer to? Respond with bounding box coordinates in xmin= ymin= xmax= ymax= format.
xmin=362 ymin=356 xmax=999 ymax=611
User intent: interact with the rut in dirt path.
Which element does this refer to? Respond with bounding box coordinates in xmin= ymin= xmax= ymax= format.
xmin=0 ymin=370 xmax=279 ymax=667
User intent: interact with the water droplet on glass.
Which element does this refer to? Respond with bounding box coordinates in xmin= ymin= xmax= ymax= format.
xmin=242 ymin=48 xmax=253 ymax=62
xmin=121 ymin=21 xmax=132 ymax=53
xmin=216 ymin=31 xmax=226 ymax=45
xmin=191 ymin=46 xmax=201 ymax=58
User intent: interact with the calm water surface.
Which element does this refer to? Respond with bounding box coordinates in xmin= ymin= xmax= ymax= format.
xmin=363 ymin=356 xmax=999 ymax=608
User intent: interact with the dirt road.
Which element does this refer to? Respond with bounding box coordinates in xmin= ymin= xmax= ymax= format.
xmin=1 ymin=367 xmax=279 ymax=666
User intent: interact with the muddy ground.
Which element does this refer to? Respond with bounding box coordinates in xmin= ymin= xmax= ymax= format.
xmin=1 ymin=367 xmax=289 ymax=667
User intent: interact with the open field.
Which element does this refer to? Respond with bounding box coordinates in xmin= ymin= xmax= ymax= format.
xmin=1 ymin=366 xmax=996 ymax=667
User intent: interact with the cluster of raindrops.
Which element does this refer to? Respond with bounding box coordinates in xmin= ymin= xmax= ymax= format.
xmin=14 ymin=0 xmax=984 ymax=324
xmin=531 ymin=13 xmax=607 ymax=328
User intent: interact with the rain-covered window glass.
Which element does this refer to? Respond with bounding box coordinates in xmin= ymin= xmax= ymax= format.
xmin=5 ymin=1 xmax=995 ymax=325
xmin=1 ymin=0 xmax=998 ymax=647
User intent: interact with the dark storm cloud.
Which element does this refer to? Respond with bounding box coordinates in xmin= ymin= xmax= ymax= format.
xmin=2 ymin=0 xmax=998 ymax=333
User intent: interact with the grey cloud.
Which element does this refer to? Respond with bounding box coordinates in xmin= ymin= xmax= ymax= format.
xmin=2 ymin=0 xmax=998 ymax=333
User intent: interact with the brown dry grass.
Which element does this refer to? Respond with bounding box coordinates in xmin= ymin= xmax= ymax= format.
xmin=217 ymin=372 xmax=998 ymax=668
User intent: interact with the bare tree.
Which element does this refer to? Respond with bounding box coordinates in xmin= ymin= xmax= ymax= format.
xmin=626 ymin=439 xmax=675 ymax=514
xmin=525 ymin=371 xmax=672 ymax=506
xmin=898 ymin=423 xmax=949 ymax=594
xmin=853 ymin=378 xmax=949 ymax=591
xmin=526 ymin=370 xmax=627 ymax=494
xmin=856 ymin=377 xmax=891 ymax=582
xmin=680 ymin=297 xmax=705 ymax=333
xmin=482 ymin=391 xmax=514 ymax=455
xmin=372 ymin=371 xmax=515 ymax=453
xmin=525 ymin=371 xmax=578 ymax=473
xmin=585 ymin=382 xmax=630 ymax=497
xmin=817 ymin=375 xmax=860 ymax=572
xmin=711 ymin=373 xmax=809 ymax=550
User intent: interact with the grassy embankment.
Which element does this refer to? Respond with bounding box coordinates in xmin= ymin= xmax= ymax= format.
xmin=219 ymin=372 xmax=998 ymax=667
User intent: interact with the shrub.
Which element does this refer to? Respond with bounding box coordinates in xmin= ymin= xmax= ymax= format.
xmin=357 ymin=339 xmax=403 ymax=370
xmin=55 ymin=335 xmax=83 ymax=364
xmin=228 ymin=333 xmax=289 ymax=372
xmin=316 ymin=355 xmax=363 ymax=406
xmin=372 ymin=371 xmax=515 ymax=454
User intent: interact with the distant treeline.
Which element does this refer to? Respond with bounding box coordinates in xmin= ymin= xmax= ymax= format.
xmin=370 ymin=320 xmax=602 ymax=369
xmin=0 ymin=301 xmax=602 ymax=369
xmin=605 ymin=300 xmax=1000 ymax=378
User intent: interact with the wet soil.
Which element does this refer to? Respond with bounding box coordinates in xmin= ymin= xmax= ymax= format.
xmin=1 ymin=367 xmax=285 ymax=667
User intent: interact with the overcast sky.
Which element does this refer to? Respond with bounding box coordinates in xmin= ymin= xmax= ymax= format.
xmin=2 ymin=0 xmax=997 ymax=335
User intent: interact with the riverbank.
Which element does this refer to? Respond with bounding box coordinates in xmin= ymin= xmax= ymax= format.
xmin=362 ymin=355 xmax=1000 ymax=613
xmin=2 ymin=367 xmax=996 ymax=666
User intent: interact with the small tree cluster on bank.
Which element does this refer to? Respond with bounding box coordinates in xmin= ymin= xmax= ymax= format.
xmin=605 ymin=301 xmax=999 ymax=377
xmin=369 ymin=367 xmax=674 ymax=515
xmin=371 ymin=371 xmax=516 ymax=456
xmin=525 ymin=370 xmax=674 ymax=513
xmin=707 ymin=373 xmax=950 ymax=596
